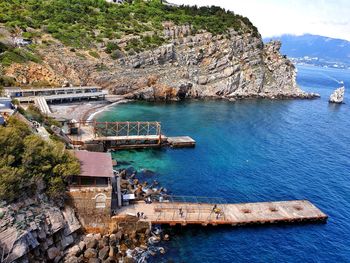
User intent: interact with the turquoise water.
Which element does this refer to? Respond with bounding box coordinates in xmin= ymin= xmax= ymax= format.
xmin=97 ymin=65 xmax=350 ymax=262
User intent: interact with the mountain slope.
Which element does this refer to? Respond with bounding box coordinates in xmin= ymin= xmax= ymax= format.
xmin=264 ymin=34 xmax=350 ymax=67
xmin=0 ymin=0 xmax=317 ymax=100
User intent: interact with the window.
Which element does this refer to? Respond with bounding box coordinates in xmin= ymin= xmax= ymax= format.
xmin=95 ymin=194 xmax=107 ymax=208
xmin=96 ymin=177 xmax=108 ymax=186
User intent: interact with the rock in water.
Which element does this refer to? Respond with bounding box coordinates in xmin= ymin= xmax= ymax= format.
xmin=329 ymin=86 xmax=345 ymax=103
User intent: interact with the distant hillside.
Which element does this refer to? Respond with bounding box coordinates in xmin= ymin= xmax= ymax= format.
xmin=264 ymin=34 xmax=350 ymax=68
xmin=0 ymin=0 xmax=314 ymax=100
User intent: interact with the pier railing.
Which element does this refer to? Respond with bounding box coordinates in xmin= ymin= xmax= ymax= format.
xmin=153 ymin=195 xmax=228 ymax=223
xmin=91 ymin=121 xmax=161 ymax=138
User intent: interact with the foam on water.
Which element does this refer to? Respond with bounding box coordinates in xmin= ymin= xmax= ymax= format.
xmin=97 ymin=65 xmax=350 ymax=262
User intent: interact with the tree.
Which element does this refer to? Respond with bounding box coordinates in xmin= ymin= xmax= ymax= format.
xmin=0 ymin=116 xmax=80 ymax=203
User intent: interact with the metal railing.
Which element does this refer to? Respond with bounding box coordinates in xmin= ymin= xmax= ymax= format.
xmin=92 ymin=121 xmax=161 ymax=138
xmin=152 ymin=195 xmax=228 ymax=223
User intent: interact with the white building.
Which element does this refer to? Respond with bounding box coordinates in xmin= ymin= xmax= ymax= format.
xmin=105 ymin=0 xmax=125 ymax=3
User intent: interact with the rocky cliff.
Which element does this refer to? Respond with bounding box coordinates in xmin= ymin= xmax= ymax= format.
xmin=0 ymin=196 xmax=81 ymax=263
xmin=329 ymin=86 xmax=345 ymax=103
xmin=2 ymin=25 xmax=318 ymax=101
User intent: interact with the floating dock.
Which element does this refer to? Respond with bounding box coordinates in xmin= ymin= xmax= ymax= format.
xmin=114 ymin=199 xmax=327 ymax=227
xmin=166 ymin=136 xmax=196 ymax=148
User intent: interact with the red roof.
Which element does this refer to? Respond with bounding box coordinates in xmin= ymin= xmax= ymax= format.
xmin=74 ymin=151 xmax=114 ymax=178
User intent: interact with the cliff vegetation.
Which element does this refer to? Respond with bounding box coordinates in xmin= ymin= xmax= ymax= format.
xmin=0 ymin=0 xmax=257 ymax=44
xmin=0 ymin=0 xmax=258 ymax=66
xmin=0 ymin=116 xmax=80 ymax=203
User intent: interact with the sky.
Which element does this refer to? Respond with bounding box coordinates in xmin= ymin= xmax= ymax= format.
xmin=170 ymin=0 xmax=350 ymax=41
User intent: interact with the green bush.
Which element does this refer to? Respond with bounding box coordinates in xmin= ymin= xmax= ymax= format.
xmin=0 ymin=42 xmax=9 ymax=53
xmin=111 ymin=49 xmax=124 ymax=60
xmin=105 ymin=41 xmax=120 ymax=54
xmin=0 ymin=75 xmax=16 ymax=86
xmin=89 ymin=50 xmax=100 ymax=58
xmin=75 ymin=52 xmax=86 ymax=59
xmin=0 ymin=117 xmax=80 ymax=202
xmin=95 ymin=63 xmax=108 ymax=71
xmin=23 ymin=105 xmax=61 ymax=129
xmin=0 ymin=0 xmax=258 ymax=50
xmin=0 ymin=48 xmax=41 ymax=67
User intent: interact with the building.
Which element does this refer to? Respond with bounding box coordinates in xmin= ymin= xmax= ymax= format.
xmin=4 ymin=86 xmax=107 ymax=103
xmin=14 ymin=37 xmax=32 ymax=47
xmin=70 ymin=150 xmax=114 ymax=188
xmin=67 ymin=151 xmax=121 ymax=233
xmin=0 ymin=97 xmax=14 ymax=124
xmin=106 ymin=0 xmax=125 ymax=3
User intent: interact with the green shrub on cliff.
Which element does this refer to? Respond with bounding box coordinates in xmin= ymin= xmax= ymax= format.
xmin=0 ymin=47 xmax=41 ymax=67
xmin=0 ymin=0 xmax=259 ymax=50
xmin=0 ymin=117 xmax=80 ymax=202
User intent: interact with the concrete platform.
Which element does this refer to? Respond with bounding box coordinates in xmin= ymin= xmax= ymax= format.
xmin=115 ymin=200 xmax=327 ymax=227
xmin=167 ymin=136 xmax=196 ymax=148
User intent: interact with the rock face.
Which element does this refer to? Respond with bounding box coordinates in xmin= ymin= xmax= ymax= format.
xmin=0 ymin=197 xmax=81 ymax=263
xmin=3 ymin=26 xmax=319 ymax=101
xmin=329 ymin=86 xmax=345 ymax=103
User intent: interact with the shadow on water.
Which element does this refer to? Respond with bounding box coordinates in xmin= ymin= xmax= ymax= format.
xmin=327 ymin=102 xmax=345 ymax=112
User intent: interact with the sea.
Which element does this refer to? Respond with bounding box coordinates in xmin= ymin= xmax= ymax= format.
xmin=96 ymin=65 xmax=350 ymax=263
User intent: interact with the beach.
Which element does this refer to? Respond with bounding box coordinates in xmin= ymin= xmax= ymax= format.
xmin=49 ymin=95 xmax=129 ymax=121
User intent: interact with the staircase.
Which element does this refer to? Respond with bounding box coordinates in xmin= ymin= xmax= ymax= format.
xmin=34 ymin=97 xmax=51 ymax=115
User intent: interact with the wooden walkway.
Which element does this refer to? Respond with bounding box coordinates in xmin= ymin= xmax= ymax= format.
xmin=114 ymin=200 xmax=327 ymax=226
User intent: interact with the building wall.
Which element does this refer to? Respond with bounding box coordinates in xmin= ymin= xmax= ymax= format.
xmin=67 ymin=187 xmax=112 ymax=234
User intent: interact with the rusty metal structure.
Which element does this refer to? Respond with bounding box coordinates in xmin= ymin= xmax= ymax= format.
xmin=92 ymin=121 xmax=161 ymax=138
xmin=68 ymin=121 xmax=163 ymax=150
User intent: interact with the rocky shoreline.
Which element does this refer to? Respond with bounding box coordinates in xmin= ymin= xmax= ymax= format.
xmin=4 ymin=25 xmax=318 ymax=102
xmin=0 ymin=165 xmax=170 ymax=263
xmin=65 ymin=166 xmax=172 ymax=263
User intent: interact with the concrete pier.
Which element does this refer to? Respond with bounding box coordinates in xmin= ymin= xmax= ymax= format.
xmin=166 ymin=136 xmax=196 ymax=147
xmin=114 ymin=200 xmax=327 ymax=227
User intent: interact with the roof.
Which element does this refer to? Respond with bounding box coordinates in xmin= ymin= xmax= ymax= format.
xmin=5 ymin=86 xmax=102 ymax=93
xmin=74 ymin=150 xmax=114 ymax=178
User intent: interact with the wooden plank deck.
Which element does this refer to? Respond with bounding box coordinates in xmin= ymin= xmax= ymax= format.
xmin=114 ymin=200 xmax=327 ymax=226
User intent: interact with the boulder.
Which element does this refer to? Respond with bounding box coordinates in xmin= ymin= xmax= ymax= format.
xmin=124 ymin=257 xmax=135 ymax=263
xmin=198 ymin=76 xmax=208 ymax=85
xmin=103 ymin=257 xmax=117 ymax=263
xmin=54 ymin=254 xmax=63 ymax=263
xmin=115 ymin=231 xmax=123 ymax=240
xmin=88 ymin=258 xmax=101 ymax=263
xmin=86 ymin=239 xmax=98 ymax=249
xmin=61 ymin=234 xmax=74 ymax=248
xmin=108 ymin=246 xmax=118 ymax=258
xmin=78 ymin=240 xmax=86 ymax=251
xmin=109 ymin=234 xmax=117 ymax=246
xmin=66 ymin=244 xmax=81 ymax=257
xmin=329 ymin=86 xmax=345 ymax=103
xmin=64 ymin=256 xmax=79 ymax=263
xmin=47 ymin=247 xmax=61 ymax=260
xmin=84 ymin=248 xmax=98 ymax=259
xmin=98 ymin=246 xmax=110 ymax=260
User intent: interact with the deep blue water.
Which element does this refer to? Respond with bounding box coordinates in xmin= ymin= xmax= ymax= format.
xmin=97 ymin=65 xmax=350 ymax=262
